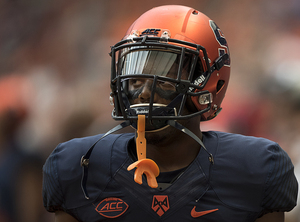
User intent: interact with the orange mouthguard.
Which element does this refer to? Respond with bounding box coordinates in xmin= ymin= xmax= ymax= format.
xmin=127 ymin=115 xmax=159 ymax=188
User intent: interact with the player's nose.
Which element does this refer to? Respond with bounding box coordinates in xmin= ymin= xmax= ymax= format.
xmin=138 ymin=79 xmax=157 ymax=103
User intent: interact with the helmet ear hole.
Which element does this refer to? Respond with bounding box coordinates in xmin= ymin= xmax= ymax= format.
xmin=216 ymin=80 xmax=225 ymax=93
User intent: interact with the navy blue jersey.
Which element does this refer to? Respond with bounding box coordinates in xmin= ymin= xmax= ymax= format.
xmin=43 ymin=131 xmax=298 ymax=221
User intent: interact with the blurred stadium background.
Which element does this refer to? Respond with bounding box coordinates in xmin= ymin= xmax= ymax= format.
xmin=0 ymin=0 xmax=300 ymax=221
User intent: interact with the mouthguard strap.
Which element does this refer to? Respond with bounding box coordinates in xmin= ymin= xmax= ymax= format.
xmin=136 ymin=115 xmax=146 ymax=160
xmin=127 ymin=115 xmax=160 ymax=188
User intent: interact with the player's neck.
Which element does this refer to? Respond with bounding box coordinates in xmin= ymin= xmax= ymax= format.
xmin=146 ymin=125 xmax=202 ymax=173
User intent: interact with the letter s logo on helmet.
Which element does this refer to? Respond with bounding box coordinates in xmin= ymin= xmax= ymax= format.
xmin=109 ymin=5 xmax=230 ymax=125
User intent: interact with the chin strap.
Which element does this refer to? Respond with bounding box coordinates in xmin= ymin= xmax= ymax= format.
xmin=80 ymin=120 xmax=131 ymax=199
xmin=167 ymin=120 xmax=214 ymax=164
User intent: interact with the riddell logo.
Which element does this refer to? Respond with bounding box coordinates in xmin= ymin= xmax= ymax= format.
xmin=95 ymin=197 xmax=128 ymax=218
xmin=152 ymin=195 xmax=169 ymax=217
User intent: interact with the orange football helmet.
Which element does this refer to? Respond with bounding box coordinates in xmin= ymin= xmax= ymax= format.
xmin=110 ymin=5 xmax=230 ymax=128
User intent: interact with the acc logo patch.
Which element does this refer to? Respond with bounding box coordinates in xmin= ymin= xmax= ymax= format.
xmin=140 ymin=28 xmax=161 ymax=36
xmin=152 ymin=195 xmax=170 ymax=217
xmin=95 ymin=197 xmax=128 ymax=218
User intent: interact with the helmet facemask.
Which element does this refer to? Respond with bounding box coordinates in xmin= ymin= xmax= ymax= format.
xmin=110 ymin=36 xmax=213 ymax=131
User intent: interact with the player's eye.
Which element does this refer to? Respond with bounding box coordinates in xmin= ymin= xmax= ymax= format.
xmin=157 ymin=80 xmax=176 ymax=91
xmin=129 ymin=78 xmax=145 ymax=88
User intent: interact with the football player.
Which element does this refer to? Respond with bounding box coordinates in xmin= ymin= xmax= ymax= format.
xmin=43 ymin=5 xmax=298 ymax=221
